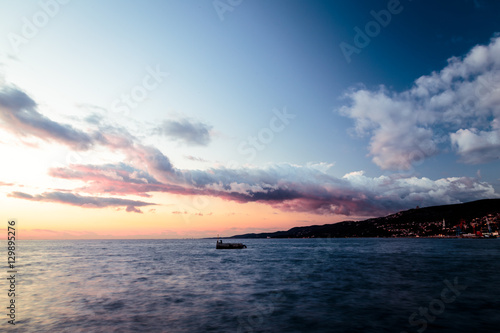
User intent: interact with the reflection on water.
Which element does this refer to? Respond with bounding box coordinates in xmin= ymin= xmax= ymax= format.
xmin=1 ymin=238 xmax=499 ymax=332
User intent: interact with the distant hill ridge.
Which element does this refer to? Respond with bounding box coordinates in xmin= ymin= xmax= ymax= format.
xmin=229 ymin=199 xmax=500 ymax=238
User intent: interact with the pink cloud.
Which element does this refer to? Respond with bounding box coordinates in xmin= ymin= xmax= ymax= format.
xmin=46 ymin=162 xmax=498 ymax=217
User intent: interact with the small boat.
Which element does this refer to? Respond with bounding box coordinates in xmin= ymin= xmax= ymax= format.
xmin=216 ymin=239 xmax=247 ymax=249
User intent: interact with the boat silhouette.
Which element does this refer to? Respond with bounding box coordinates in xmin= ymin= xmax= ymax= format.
xmin=216 ymin=238 xmax=247 ymax=249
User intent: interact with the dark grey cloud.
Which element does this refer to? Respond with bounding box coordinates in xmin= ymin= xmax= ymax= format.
xmin=8 ymin=191 xmax=154 ymax=213
xmin=155 ymin=119 xmax=212 ymax=146
xmin=0 ymin=87 xmax=94 ymax=150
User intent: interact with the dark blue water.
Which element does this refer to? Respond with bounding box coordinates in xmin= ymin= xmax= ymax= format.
xmin=2 ymin=238 xmax=499 ymax=332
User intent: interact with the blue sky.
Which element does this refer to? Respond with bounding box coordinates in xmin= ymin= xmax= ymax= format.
xmin=0 ymin=0 xmax=500 ymax=238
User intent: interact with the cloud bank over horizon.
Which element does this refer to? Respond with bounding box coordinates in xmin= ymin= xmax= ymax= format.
xmin=45 ymin=161 xmax=498 ymax=217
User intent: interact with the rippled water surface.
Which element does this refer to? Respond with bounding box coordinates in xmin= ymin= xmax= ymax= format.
xmin=2 ymin=238 xmax=500 ymax=332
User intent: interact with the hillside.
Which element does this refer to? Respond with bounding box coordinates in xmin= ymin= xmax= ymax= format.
xmin=229 ymin=199 xmax=500 ymax=238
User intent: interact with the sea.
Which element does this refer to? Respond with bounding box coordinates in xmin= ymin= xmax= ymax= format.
xmin=1 ymin=238 xmax=499 ymax=332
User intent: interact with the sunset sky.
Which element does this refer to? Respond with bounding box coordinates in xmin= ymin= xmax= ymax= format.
xmin=1 ymin=0 xmax=500 ymax=239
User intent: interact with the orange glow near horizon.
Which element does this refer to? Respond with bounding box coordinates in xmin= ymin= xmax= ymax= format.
xmin=6 ymin=193 xmax=353 ymax=240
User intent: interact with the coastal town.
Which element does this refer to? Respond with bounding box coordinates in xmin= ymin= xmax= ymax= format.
xmin=370 ymin=213 xmax=500 ymax=238
xmin=230 ymin=199 xmax=500 ymax=239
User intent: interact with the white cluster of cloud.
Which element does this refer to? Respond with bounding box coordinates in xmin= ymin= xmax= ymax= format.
xmin=450 ymin=124 xmax=500 ymax=164
xmin=340 ymin=35 xmax=500 ymax=169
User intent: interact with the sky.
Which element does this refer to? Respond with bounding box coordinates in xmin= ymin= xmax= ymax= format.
xmin=0 ymin=0 xmax=500 ymax=239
